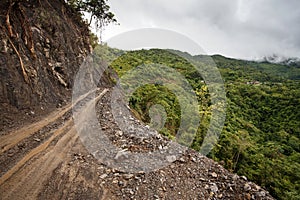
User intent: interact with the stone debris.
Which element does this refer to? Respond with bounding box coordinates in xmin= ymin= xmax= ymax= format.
xmin=89 ymin=89 xmax=275 ymax=199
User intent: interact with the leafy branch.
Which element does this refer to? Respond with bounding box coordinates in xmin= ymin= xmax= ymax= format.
xmin=66 ymin=0 xmax=117 ymax=30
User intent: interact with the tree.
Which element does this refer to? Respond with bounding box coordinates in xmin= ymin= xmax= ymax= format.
xmin=66 ymin=0 xmax=117 ymax=30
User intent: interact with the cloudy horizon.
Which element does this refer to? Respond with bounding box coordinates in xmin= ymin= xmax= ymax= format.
xmin=98 ymin=0 xmax=300 ymax=60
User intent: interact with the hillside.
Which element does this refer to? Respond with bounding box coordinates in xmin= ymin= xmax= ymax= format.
xmin=105 ymin=48 xmax=300 ymax=199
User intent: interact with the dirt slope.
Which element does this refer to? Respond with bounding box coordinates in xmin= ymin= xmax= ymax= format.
xmin=0 ymin=0 xmax=91 ymax=132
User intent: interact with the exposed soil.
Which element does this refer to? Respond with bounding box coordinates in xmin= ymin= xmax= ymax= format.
xmin=0 ymin=0 xmax=91 ymax=132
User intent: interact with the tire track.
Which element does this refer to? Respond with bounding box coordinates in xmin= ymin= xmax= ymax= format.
xmin=0 ymin=88 xmax=98 ymax=154
xmin=0 ymin=88 xmax=109 ymax=200
xmin=0 ymin=119 xmax=73 ymax=186
xmin=0 ymin=125 xmax=78 ymax=200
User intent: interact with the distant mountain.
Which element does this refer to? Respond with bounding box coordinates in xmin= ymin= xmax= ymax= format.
xmin=211 ymin=54 xmax=300 ymax=81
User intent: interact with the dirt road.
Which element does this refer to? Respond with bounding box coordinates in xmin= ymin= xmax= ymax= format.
xmin=0 ymin=88 xmax=109 ymax=200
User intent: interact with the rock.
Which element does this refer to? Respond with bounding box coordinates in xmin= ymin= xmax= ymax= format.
xmin=128 ymin=189 xmax=134 ymax=195
xmin=258 ymin=191 xmax=266 ymax=197
xmin=191 ymin=157 xmax=197 ymax=162
xmin=1 ymin=39 xmax=8 ymax=53
xmin=210 ymin=183 xmax=218 ymax=193
xmin=255 ymin=185 xmax=261 ymax=191
xmin=99 ymin=174 xmax=108 ymax=179
xmin=244 ymin=183 xmax=251 ymax=191
xmin=166 ymin=155 xmax=177 ymax=163
xmin=115 ymin=150 xmax=129 ymax=160
xmin=124 ymin=174 xmax=134 ymax=180
xmin=210 ymin=172 xmax=218 ymax=178
xmin=116 ymin=130 xmax=123 ymax=136
xmin=118 ymin=181 xmax=125 ymax=187
xmin=7 ymin=149 xmax=14 ymax=157
xmin=245 ymin=193 xmax=251 ymax=200
xmin=112 ymin=179 xmax=118 ymax=184
xmin=44 ymin=49 xmax=50 ymax=58
xmin=232 ymin=174 xmax=239 ymax=181
xmin=241 ymin=175 xmax=248 ymax=181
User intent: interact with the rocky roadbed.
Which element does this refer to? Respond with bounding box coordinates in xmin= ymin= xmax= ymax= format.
xmin=0 ymin=88 xmax=274 ymax=200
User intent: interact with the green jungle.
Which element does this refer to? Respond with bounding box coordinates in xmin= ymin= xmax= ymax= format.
xmin=95 ymin=46 xmax=300 ymax=200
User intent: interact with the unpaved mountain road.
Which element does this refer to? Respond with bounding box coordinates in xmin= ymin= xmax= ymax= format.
xmin=0 ymin=88 xmax=109 ymax=200
xmin=0 ymin=88 xmax=274 ymax=200
xmin=0 ymin=88 xmax=99 ymax=154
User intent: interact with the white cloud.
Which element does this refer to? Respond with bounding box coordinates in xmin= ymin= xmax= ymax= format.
xmin=101 ymin=0 xmax=300 ymax=59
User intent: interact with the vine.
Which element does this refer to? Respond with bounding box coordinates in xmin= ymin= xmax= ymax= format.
xmin=3 ymin=0 xmax=37 ymax=84
xmin=2 ymin=27 xmax=29 ymax=84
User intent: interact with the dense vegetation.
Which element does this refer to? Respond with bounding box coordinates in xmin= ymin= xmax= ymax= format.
xmin=210 ymin=55 xmax=300 ymax=199
xmin=95 ymin=46 xmax=300 ymax=199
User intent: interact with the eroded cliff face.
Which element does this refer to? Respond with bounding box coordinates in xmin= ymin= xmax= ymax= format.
xmin=0 ymin=0 xmax=91 ymax=129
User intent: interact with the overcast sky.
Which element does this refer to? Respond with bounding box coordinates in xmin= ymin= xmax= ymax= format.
xmin=101 ymin=0 xmax=300 ymax=60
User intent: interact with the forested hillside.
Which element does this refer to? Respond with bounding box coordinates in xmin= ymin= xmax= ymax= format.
xmin=99 ymin=47 xmax=300 ymax=199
